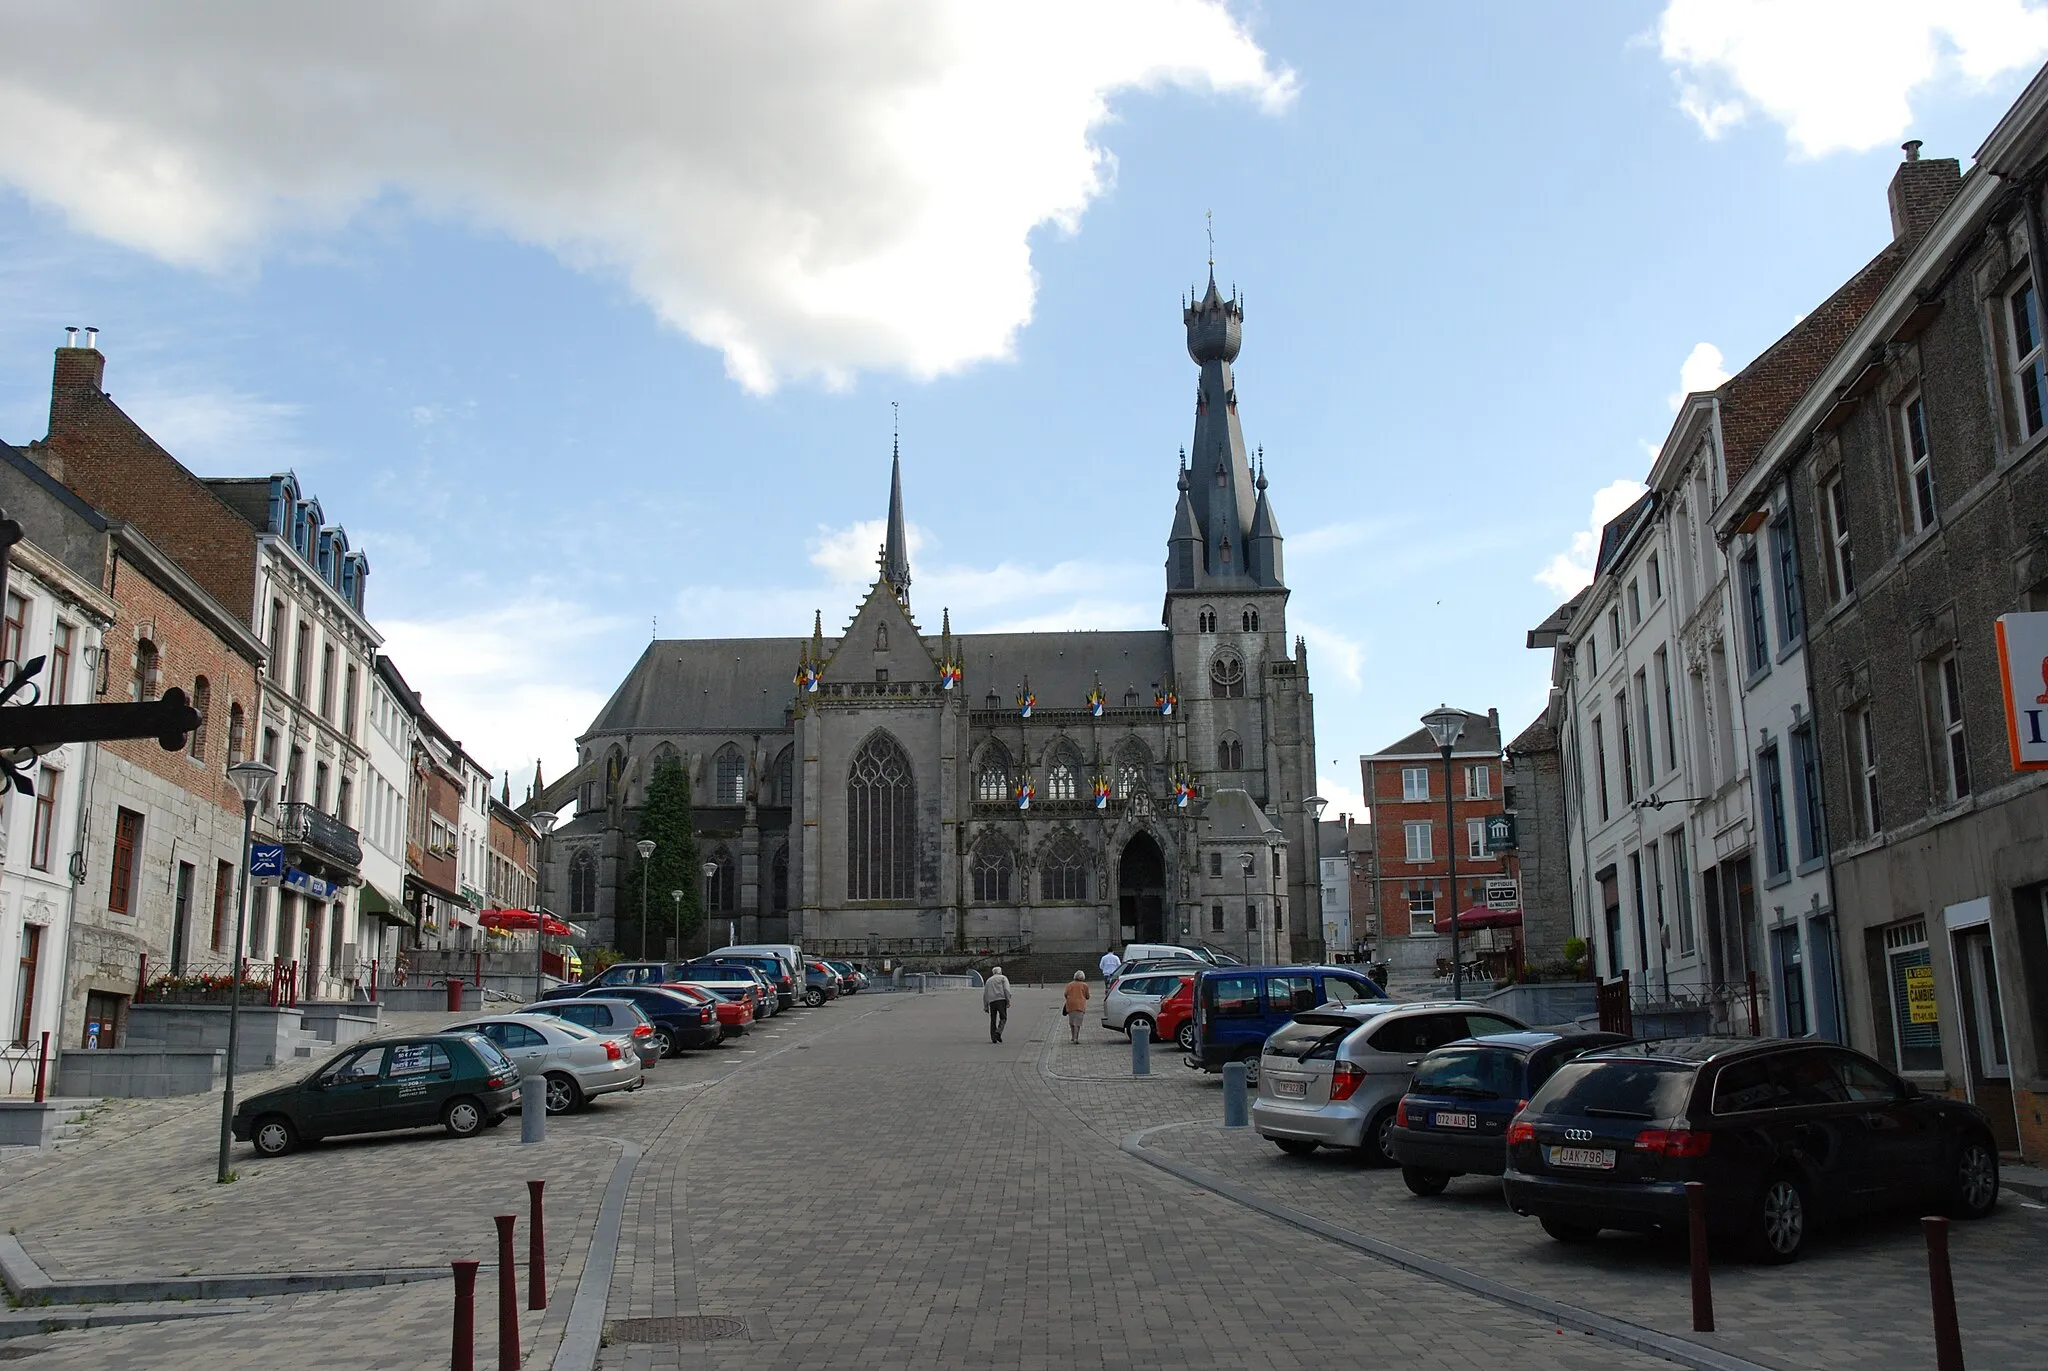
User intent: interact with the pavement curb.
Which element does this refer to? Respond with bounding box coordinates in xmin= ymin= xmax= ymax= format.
xmin=550 ymin=1137 xmax=642 ymax=1371
xmin=1119 ymin=1122 xmax=1787 ymax=1371
xmin=0 ymin=1297 xmax=270 ymax=1340
xmin=0 ymin=1235 xmax=448 ymax=1305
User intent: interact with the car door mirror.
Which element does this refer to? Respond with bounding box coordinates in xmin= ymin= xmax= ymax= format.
xmin=1899 ymin=1078 xmax=1921 ymax=1100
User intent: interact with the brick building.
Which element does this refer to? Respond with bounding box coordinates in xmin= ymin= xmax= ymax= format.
xmin=1361 ymin=708 xmax=1510 ymax=974
xmin=487 ymin=792 xmax=539 ymax=915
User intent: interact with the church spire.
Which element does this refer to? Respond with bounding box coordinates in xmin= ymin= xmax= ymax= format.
xmin=882 ymin=412 xmax=911 ymax=604
xmin=1169 ymin=248 xmax=1278 ymax=600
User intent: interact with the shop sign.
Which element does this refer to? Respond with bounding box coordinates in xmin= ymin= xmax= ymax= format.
xmin=249 ymin=843 xmax=285 ymax=886
xmin=284 ymin=867 xmax=338 ymax=902
xmin=1485 ymin=879 xmax=1520 ymax=911
xmin=1485 ymin=815 xmax=1517 ymax=853
xmin=1994 ymin=612 xmax=2048 ymax=771
xmin=1904 ymin=964 xmax=1939 ymax=1025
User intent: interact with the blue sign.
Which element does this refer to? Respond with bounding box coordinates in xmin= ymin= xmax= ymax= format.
xmin=249 ymin=844 xmax=286 ymax=885
xmin=284 ymin=867 xmax=339 ymax=902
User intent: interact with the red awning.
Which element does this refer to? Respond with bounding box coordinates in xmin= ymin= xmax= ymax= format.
xmin=1433 ymin=906 xmax=1523 ymax=935
xmin=479 ymin=909 xmax=575 ymax=937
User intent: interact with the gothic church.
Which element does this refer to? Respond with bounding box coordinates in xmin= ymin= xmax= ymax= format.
xmin=541 ymin=267 xmax=1323 ymax=961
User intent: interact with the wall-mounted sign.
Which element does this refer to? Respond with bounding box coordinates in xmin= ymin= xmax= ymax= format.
xmin=249 ymin=844 xmax=285 ymax=886
xmin=1485 ymin=879 xmax=1520 ymax=911
xmin=1485 ymin=814 xmax=1517 ymax=853
xmin=283 ymin=867 xmax=338 ymax=902
xmin=1994 ymin=612 xmax=2048 ymax=771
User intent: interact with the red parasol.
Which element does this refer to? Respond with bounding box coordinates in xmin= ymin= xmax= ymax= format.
xmin=1432 ymin=906 xmax=1523 ymax=936
xmin=479 ymin=908 xmax=575 ymax=937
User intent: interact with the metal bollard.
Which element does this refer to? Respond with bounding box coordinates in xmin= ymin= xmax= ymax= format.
xmin=1131 ymin=1022 xmax=1152 ymax=1076
xmin=527 ymin=1180 xmax=547 ymax=1312
xmin=494 ymin=1214 xmax=520 ymax=1369
xmin=451 ymin=1259 xmax=478 ymax=1371
xmin=1924 ymin=1216 xmax=1964 ymax=1371
xmin=916 ymin=974 xmax=925 ymax=994
xmin=1222 ymin=1061 xmax=1249 ymax=1127
xmin=1685 ymin=1181 xmax=1714 ymax=1332
xmin=520 ymin=1075 xmax=546 ymax=1144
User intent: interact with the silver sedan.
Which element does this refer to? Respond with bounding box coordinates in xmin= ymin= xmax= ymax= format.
xmin=440 ymin=1013 xmax=643 ymax=1114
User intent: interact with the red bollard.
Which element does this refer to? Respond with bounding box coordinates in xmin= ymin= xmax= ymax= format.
xmin=495 ymin=1214 xmax=520 ymax=1369
xmin=451 ymin=1259 xmax=479 ymax=1371
xmin=1685 ymin=1181 xmax=1714 ymax=1333
xmin=1924 ymin=1216 xmax=1964 ymax=1371
xmin=527 ymin=1179 xmax=547 ymax=1311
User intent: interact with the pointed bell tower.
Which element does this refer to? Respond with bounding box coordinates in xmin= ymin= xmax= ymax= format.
xmin=882 ymin=427 xmax=911 ymax=607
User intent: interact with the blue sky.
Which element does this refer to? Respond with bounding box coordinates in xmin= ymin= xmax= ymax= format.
xmin=1 ymin=1 xmax=2043 ymax=820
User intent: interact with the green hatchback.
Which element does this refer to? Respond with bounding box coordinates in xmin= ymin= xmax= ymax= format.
xmin=232 ymin=1033 xmax=523 ymax=1156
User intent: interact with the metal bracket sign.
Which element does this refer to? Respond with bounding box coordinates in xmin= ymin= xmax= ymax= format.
xmin=1994 ymin=612 xmax=2048 ymax=770
xmin=249 ymin=844 xmax=285 ymax=886
xmin=1485 ymin=879 xmax=1520 ymax=911
xmin=1485 ymin=814 xmax=1518 ymax=853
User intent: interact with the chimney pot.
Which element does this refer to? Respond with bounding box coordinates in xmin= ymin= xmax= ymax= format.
xmin=84 ymin=327 xmax=98 ymax=350
xmin=64 ymin=327 xmax=78 ymax=348
xmin=1903 ymin=139 xmax=1922 ymax=162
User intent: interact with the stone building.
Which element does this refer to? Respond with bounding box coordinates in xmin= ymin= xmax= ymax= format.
xmin=1501 ymin=710 xmax=1573 ymax=967
xmin=542 ymin=266 xmax=1324 ymax=962
xmin=1719 ymin=84 xmax=2048 ymax=1158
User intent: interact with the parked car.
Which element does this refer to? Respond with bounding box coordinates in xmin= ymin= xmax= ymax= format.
xmin=690 ymin=955 xmax=796 ymax=1011
xmin=233 ymin=1033 xmax=521 ymax=1156
xmin=801 ymin=960 xmax=841 ymax=1007
xmin=665 ymin=981 xmax=752 ymax=1039
xmin=1502 ymin=1037 xmax=2002 ymax=1262
xmin=710 ymin=943 xmax=805 ymax=987
xmin=542 ymin=960 xmax=699 ymax=1000
xmin=822 ymin=959 xmax=866 ymax=994
xmin=1103 ymin=971 xmax=1197 ymax=1038
xmin=1154 ymin=977 xmax=1198 ymax=1051
xmin=564 ymin=984 xmax=720 ymax=1054
xmin=1187 ymin=965 xmax=1390 ymax=1074
xmin=1109 ymin=957 xmax=1207 ymax=986
xmin=1120 ymin=942 xmax=1242 ymax=967
xmin=520 ymin=997 xmax=662 ymax=1070
xmin=675 ymin=979 xmax=763 ymax=1035
xmin=441 ymin=1013 xmax=642 ymax=1114
xmin=1389 ymin=1031 xmax=1629 ymax=1193
xmin=1252 ymin=1002 xmax=1528 ymax=1163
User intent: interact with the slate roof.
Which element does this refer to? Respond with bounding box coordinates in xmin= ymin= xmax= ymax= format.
xmin=1203 ymin=788 xmax=1280 ymax=840
xmin=203 ymin=476 xmax=272 ymax=531
xmin=953 ymin=631 xmax=1173 ymax=705
xmin=1507 ymin=711 xmax=1557 ymax=756
xmin=1318 ymin=820 xmax=1350 ymax=859
xmin=1371 ymin=708 xmax=1500 ymax=759
xmin=1593 ymin=491 xmax=1656 ymax=577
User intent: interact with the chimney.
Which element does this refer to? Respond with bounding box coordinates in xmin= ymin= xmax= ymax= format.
xmin=1888 ymin=140 xmax=1962 ymax=245
xmin=49 ymin=325 xmax=106 ymax=434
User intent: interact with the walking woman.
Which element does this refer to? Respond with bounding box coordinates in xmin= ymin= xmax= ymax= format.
xmin=1063 ymin=971 xmax=1090 ymax=1043
xmin=983 ymin=965 xmax=1013 ymax=1042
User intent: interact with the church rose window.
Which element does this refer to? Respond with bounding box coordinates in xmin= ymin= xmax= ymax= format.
xmin=847 ymin=732 xmax=917 ymax=900
xmin=1210 ymin=651 xmax=1245 ymax=698
xmin=1040 ymin=832 xmax=1089 ymax=901
xmin=714 ymin=745 xmax=747 ymax=805
xmin=974 ymin=746 xmax=1011 ymax=803
xmin=969 ymin=836 xmax=1013 ymax=903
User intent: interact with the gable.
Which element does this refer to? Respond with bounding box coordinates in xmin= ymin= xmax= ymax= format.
xmin=815 ymin=583 xmax=937 ymax=685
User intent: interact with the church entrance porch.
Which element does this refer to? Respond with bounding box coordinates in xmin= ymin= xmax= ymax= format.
xmin=1117 ymin=833 xmax=1168 ymax=944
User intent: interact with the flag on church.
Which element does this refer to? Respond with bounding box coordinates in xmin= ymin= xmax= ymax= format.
xmin=1017 ymin=687 xmax=1035 ymax=718
xmin=940 ymin=661 xmax=962 ymax=690
xmin=1016 ymin=779 xmax=1035 ymax=811
xmin=794 ymin=662 xmax=820 ymax=693
xmin=1172 ymin=771 xmax=1196 ymax=808
xmin=1091 ymin=776 xmax=1112 ymax=809
xmin=1086 ymin=684 xmax=1105 ymax=716
xmin=1156 ymin=688 xmax=1178 ymax=717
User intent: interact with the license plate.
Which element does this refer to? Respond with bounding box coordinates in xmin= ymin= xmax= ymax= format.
xmin=1273 ymin=1078 xmax=1307 ymax=1099
xmin=1433 ymin=1111 xmax=1476 ymax=1129
xmin=1548 ymin=1145 xmax=1616 ymax=1170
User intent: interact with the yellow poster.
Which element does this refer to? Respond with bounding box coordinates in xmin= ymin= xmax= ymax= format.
xmin=1905 ymin=965 xmax=1938 ymax=1024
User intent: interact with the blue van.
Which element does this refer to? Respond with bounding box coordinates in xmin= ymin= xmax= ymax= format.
xmin=1187 ymin=965 xmax=1387 ymax=1071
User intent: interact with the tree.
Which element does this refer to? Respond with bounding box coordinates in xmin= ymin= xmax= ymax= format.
xmin=621 ymin=755 xmax=703 ymax=960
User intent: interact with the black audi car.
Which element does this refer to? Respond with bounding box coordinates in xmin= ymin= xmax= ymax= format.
xmin=1502 ymin=1036 xmax=2000 ymax=1262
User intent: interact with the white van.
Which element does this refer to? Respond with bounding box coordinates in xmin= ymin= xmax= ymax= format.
xmin=711 ymin=944 xmax=804 ymax=984
xmin=1119 ymin=942 xmax=1241 ymax=967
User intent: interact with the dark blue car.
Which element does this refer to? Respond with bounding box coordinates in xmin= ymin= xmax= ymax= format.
xmin=1187 ymin=965 xmax=1387 ymax=1071
xmin=1389 ymin=1031 xmax=1629 ymax=1194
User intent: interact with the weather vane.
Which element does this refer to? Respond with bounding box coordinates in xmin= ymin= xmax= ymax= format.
xmin=1206 ymin=209 xmax=1214 ymax=267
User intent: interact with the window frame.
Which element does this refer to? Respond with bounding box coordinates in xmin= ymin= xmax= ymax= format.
xmin=1931 ymin=653 xmax=1971 ymax=801
xmin=109 ymin=807 xmax=143 ymax=914
xmin=1819 ymin=473 xmax=1855 ymax=603
xmin=1465 ymin=817 xmax=1486 ymax=860
xmin=1900 ymin=392 xmax=1938 ymax=533
xmin=30 ymin=768 xmax=58 ymax=872
xmin=1790 ymin=724 xmax=1825 ymax=867
xmin=1591 ymin=714 xmax=1611 ymax=822
xmin=1739 ymin=549 xmax=1770 ymax=678
xmin=1401 ymin=766 xmax=1429 ymax=802
xmin=2008 ymin=277 xmax=2047 ymax=441
xmin=1403 ymin=820 xmax=1432 ymax=863
xmin=1463 ymin=764 xmax=1489 ymax=799
xmin=1758 ymin=743 xmax=1789 ymax=879
xmin=1769 ymin=511 xmax=1804 ymax=649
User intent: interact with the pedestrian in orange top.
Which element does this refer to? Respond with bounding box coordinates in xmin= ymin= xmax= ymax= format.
xmin=1063 ymin=971 xmax=1090 ymax=1044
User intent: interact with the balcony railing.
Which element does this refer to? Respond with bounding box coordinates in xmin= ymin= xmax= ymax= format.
xmin=279 ymin=801 xmax=363 ymax=870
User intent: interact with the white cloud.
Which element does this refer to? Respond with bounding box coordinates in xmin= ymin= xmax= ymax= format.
xmin=1668 ymin=340 xmax=1730 ymax=411
xmin=0 ymin=2 xmax=1293 ymax=392
xmin=1316 ymin=771 xmax=1369 ymax=830
xmin=1658 ymin=0 xmax=2048 ymax=157
xmin=115 ymin=385 xmax=302 ymax=470
xmin=1293 ymin=617 xmax=1366 ymax=690
xmin=1535 ymin=478 xmax=1651 ymax=596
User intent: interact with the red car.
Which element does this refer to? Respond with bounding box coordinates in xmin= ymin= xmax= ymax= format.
xmin=664 ymin=983 xmax=752 ymax=1040
xmin=1155 ymin=979 xmax=1197 ymax=1052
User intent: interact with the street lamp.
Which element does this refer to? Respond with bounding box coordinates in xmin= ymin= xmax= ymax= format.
xmin=1239 ymin=852 xmax=1256 ymax=965
xmin=1305 ymin=795 xmax=1329 ymax=963
xmin=1421 ymin=705 xmax=1468 ymax=1000
xmin=701 ymin=861 xmax=719 ymax=954
xmin=670 ymin=889 xmax=684 ymax=963
xmin=218 ymin=758 xmax=277 ymax=1183
xmin=635 ymin=839 xmax=656 ymax=960
xmin=530 ymin=811 xmax=558 ymax=1001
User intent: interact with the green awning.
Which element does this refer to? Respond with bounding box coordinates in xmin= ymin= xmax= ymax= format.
xmin=359 ymin=883 xmax=410 ymax=926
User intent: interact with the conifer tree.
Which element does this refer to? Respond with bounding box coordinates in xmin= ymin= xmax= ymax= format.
xmin=622 ymin=756 xmax=703 ymax=959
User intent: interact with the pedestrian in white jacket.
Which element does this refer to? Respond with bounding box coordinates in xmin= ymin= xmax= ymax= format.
xmin=983 ymin=967 xmax=1013 ymax=1043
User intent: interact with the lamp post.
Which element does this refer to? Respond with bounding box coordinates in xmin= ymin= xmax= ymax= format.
xmin=1239 ymin=852 xmax=1255 ymax=965
xmin=1421 ymin=705 xmax=1468 ymax=1000
xmin=635 ymin=840 xmax=656 ymax=960
xmin=218 ymin=758 xmax=277 ymax=1183
xmin=1305 ymin=794 xmax=1329 ymax=963
xmin=530 ymin=811 xmax=558 ymax=1001
xmin=701 ymin=861 xmax=718 ymax=953
xmin=670 ymin=890 xmax=684 ymax=963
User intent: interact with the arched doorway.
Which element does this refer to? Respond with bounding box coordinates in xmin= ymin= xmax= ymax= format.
xmin=1117 ymin=832 xmax=1167 ymax=944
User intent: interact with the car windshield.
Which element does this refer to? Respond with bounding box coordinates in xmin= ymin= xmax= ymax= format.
xmin=1264 ymin=1020 xmax=1354 ymax=1061
xmin=1532 ymin=1059 xmax=1696 ymax=1121
xmin=1413 ymin=1046 xmax=1518 ymax=1098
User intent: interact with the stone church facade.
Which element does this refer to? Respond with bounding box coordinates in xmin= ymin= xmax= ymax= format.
xmin=541 ymin=268 xmax=1324 ymax=962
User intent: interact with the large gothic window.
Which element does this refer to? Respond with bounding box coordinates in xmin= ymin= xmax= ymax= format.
xmin=1045 ymin=743 xmax=1083 ymax=802
xmin=1040 ymin=831 xmax=1089 ymax=901
xmin=707 ymin=844 xmax=737 ymax=912
xmin=1217 ymin=734 xmax=1244 ymax=770
xmin=1114 ymin=740 xmax=1151 ymax=800
xmin=767 ymin=747 xmax=794 ymax=806
xmin=847 ymin=732 xmax=917 ymax=899
xmin=973 ymin=743 xmax=1012 ymax=803
xmin=1210 ymin=650 xmax=1245 ymax=699
xmin=969 ymin=834 xmax=1013 ymax=903
xmin=770 ymin=843 xmax=789 ymax=912
xmin=713 ymin=745 xmax=748 ymax=805
xmin=569 ymin=850 xmax=597 ymax=915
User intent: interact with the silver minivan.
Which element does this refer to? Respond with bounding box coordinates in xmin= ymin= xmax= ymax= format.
xmin=1251 ymin=1002 xmax=1526 ymax=1163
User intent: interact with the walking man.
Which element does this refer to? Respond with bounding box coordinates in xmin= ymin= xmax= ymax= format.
xmin=983 ymin=965 xmax=1013 ymax=1043
xmin=1098 ymin=947 xmax=1122 ymax=984
xmin=1063 ymin=971 xmax=1090 ymax=1043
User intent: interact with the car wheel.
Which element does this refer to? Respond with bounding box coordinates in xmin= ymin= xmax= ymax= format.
xmin=543 ymin=1072 xmax=582 ymax=1115
xmin=1175 ymin=1021 xmax=1197 ymax=1052
xmin=252 ymin=1114 xmax=296 ymax=1157
xmin=1275 ymin=1138 xmax=1319 ymax=1157
xmin=1365 ymin=1106 xmax=1399 ymax=1167
xmin=1748 ymin=1174 xmax=1809 ymax=1264
xmin=651 ymin=1028 xmax=677 ymax=1058
xmin=804 ymin=987 xmax=826 ymax=1007
xmin=1948 ymin=1135 xmax=2000 ymax=1219
xmin=1403 ymin=1166 xmax=1451 ymax=1197
xmin=1540 ymin=1215 xmax=1600 ymax=1244
xmin=444 ymin=1097 xmax=486 ymax=1139
xmin=1126 ymin=1015 xmax=1156 ymax=1042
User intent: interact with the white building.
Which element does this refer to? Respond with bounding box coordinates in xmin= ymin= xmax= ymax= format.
xmin=357 ymin=654 xmax=416 ymax=982
xmin=1318 ymin=817 xmax=1354 ymax=958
